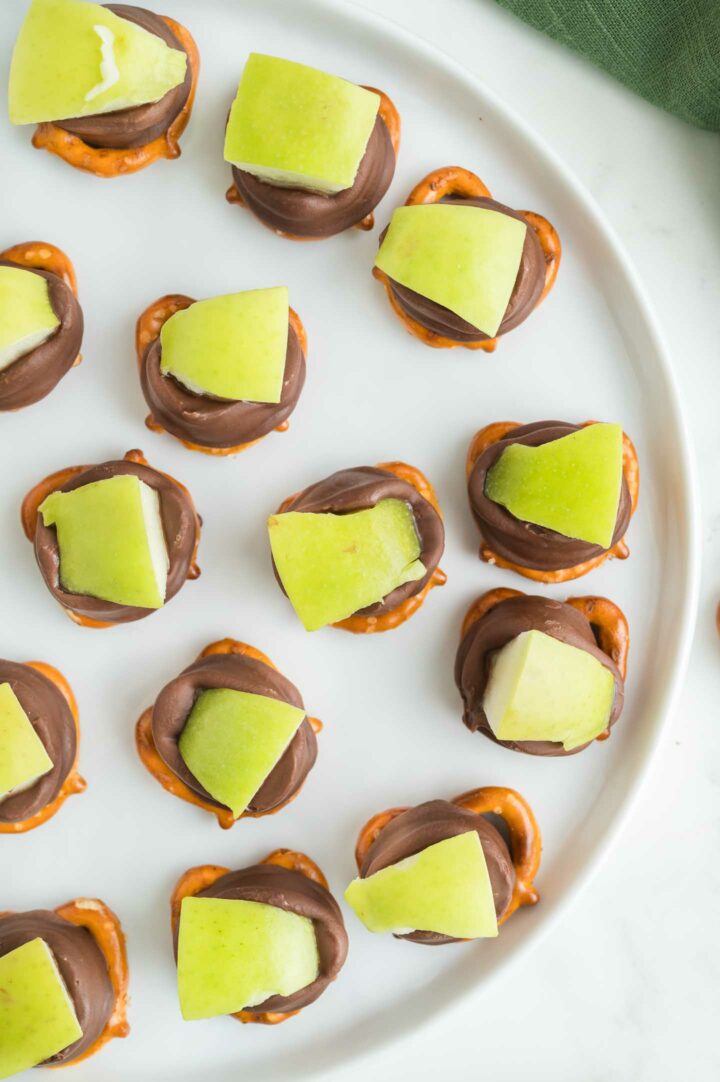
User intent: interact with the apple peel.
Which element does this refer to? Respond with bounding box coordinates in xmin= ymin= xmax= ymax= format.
xmin=354 ymin=786 xmax=541 ymax=928
xmin=0 ymin=661 xmax=85 ymax=835
xmin=169 ymin=849 xmax=327 ymax=1025
xmin=135 ymin=638 xmax=322 ymax=827
xmin=373 ymin=166 xmax=560 ymax=351
xmin=30 ymin=17 xmax=199 ymax=178
xmin=466 ymin=421 xmax=639 ymax=582
xmin=135 ymin=294 xmax=307 ymax=456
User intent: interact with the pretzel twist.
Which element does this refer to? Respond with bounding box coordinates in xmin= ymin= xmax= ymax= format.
xmin=169 ymin=849 xmax=326 ymax=1025
xmin=135 ymin=296 xmax=306 ymax=456
xmin=466 ymin=421 xmax=640 ymax=582
xmin=374 ymin=166 xmax=560 ymax=351
xmin=136 ymin=638 xmax=321 ymax=827
xmin=31 ymin=19 xmax=199 ymax=178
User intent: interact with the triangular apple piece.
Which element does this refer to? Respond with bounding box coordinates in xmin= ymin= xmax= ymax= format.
xmin=0 ymin=266 xmax=60 ymax=371
xmin=9 ymin=0 xmax=187 ymax=125
xmin=345 ymin=831 xmax=498 ymax=938
xmin=0 ymin=682 xmax=53 ymax=799
xmin=268 ymin=498 xmax=425 ymax=631
xmin=485 ymin=423 xmax=624 ymax=548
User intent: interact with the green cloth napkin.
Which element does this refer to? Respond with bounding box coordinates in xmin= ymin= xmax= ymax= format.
xmin=495 ymin=0 xmax=720 ymax=130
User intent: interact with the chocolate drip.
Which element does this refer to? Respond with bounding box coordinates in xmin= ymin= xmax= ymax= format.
xmin=455 ymin=594 xmax=624 ymax=756
xmin=360 ymin=800 xmax=515 ymax=945
xmin=231 ymin=113 xmax=395 ymax=238
xmin=0 ymin=661 xmax=76 ymax=824
xmin=384 ymin=197 xmax=544 ymax=341
xmin=468 ymin=421 xmax=632 ymax=571
xmin=0 ymin=910 xmax=113 ymax=1064
xmin=151 ymin=651 xmax=317 ymax=814
xmin=275 ymin=466 xmax=444 ymax=616
xmin=173 ymin=865 xmax=348 ymax=1012
xmin=140 ymin=319 xmax=305 ymax=449
xmin=0 ymin=263 xmax=83 ymax=411
xmin=56 ymin=6 xmax=191 ymax=150
xmin=34 ymin=457 xmax=198 ymax=624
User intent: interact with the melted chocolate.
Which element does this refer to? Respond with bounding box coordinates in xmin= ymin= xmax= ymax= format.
xmin=468 ymin=421 xmax=632 ymax=572
xmin=0 ymin=909 xmax=114 ymax=1064
xmin=0 ymin=263 xmax=83 ymax=411
xmin=34 ymin=457 xmax=199 ymax=625
xmin=275 ymin=466 xmax=444 ymax=616
xmin=151 ymin=651 xmax=317 ymax=814
xmin=455 ymin=594 xmax=624 ymax=756
xmin=173 ymin=865 xmax=348 ymax=1012
xmin=231 ymin=113 xmax=395 ymax=238
xmin=360 ymin=800 xmax=515 ymax=945
xmin=140 ymin=318 xmax=305 ymax=449
xmin=56 ymin=6 xmax=191 ymax=150
xmin=0 ymin=661 xmax=76 ymax=825
xmin=384 ymin=197 xmax=545 ymax=341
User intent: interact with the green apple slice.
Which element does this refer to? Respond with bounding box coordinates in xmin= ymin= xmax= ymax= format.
xmin=177 ymin=896 xmax=319 ymax=1020
xmin=344 ymin=831 xmax=497 ymax=938
xmin=160 ymin=287 xmax=289 ymax=403
xmin=39 ymin=474 xmax=169 ymax=609
xmin=0 ymin=265 xmax=60 ymax=371
xmin=375 ymin=203 xmax=527 ymax=337
xmin=0 ymin=937 xmax=83 ymax=1078
xmin=483 ymin=629 xmax=615 ymax=751
xmin=9 ymin=0 xmax=187 ymax=126
xmin=223 ymin=53 xmax=380 ymax=195
xmin=0 ymin=682 xmax=53 ymax=801
xmin=178 ymin=689 xmax=305 ymax=818
xmin=485 ymin=423 xmax=624 ymax=548
xmin=268 ymin=498 xmax=425 ymax=631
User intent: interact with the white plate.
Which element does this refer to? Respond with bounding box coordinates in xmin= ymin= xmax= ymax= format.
xmin=0 ymin=1 xmax=700 ymax=1079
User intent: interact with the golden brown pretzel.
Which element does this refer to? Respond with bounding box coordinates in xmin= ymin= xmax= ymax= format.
xmin=135 ymin=295 xmax=307 ymax=456
xmin=169 ymin=849 xmax=327 ymax=1026
xmin=0 ymin=662 xmax=86 ymax=835
xmin=354 ymin=786 xmax=541 ymax=926
xmin=135 ymin=638 xmax=322 ymax=827
xmin=465 ymin=421 xmax=640 ymax=582
xmin=31 ymin=18 xmax=199 ymax=178
xmin=373 ymin=166 xmax=560 ymax=351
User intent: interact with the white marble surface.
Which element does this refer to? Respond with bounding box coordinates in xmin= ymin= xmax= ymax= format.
xmin=336 ymin=1 xmax=720 ymax=1078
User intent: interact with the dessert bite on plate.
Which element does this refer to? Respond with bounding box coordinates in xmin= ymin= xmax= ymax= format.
xmin=466 ymin=420 xmax=639 ymax=582
xmin=21 ymin=448 xmax=201 ymax=628
xmin=373 ymin=165 xmax=560 ymax=350
xmin=346 ymin=787 xmax=540 ymax=944
xmin=8 ymin=0 xmax=198 ymax=177
xmin=171 ymin=849 xmax=348 ymax=1025
xmin=0 ymin=241 xmax=83 ymax=411
xmin=224 ymin=53 xmax=399 ymax=239
xmin=0 ymin=659 xmax=85 ymax=834
xmin=455 ymin=588 xmax=629 ymax=756
xmin=0 ymin=898 xmax=128 ymax=1077
xmin=136 ymin=286 xmax=307 ymax=455
xmin=136 ymin=637 xmax=321 ymax=828
xmin=268 ymin=462 xmax=446 ymax=633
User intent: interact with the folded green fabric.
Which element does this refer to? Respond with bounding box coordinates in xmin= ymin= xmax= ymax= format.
xmin=495 ymin=0 xmax=720 ymax=130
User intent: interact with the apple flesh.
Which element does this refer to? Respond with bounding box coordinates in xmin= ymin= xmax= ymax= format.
xmin=223 ymin=53 xmax=380 ymax=195
xmin=485 ymin=423 xmax=624 ymax=548
xmin=0 ymin=682 xmax=53 ymax=803
xmin=178 ymin=689 xmax=305 ymax=818
xmin=375 ymin=203 xmax=527 ymax=337
xmin=177 ymin=896 xmax=319 ymax=1020
xmin=0 ymin=937 xmax=82 ymax=1078
xmin=9 ymin=0 xmax=187 ymax=126
xmin=0 ymin=265 xmax=60 ymax=371
xmin=268 ymin=498 xmax=425 ymax=631
xmin=344 ymin=831 xmax=498 ymax=938
xmin=39 ymin=474 xmax=169 ymax=609
xmin=160 ymin=287 xmax=289 ymax=404
xmin=483 ymin=629 xmax=615 ymax=751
